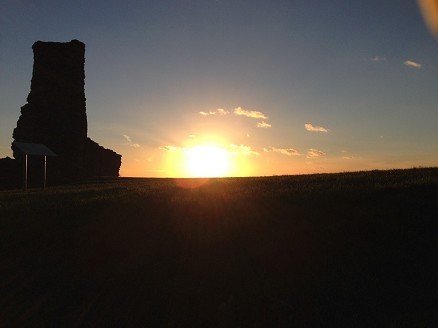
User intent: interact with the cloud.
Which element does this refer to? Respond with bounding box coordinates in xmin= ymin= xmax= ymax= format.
xmin=404 ymin=60 xmax=422 ymax=68
xmin=199 ymin=108 xmax=229 ymax=116
xmin=200 ymin=107 xmax=272 ymax=130
xmin=217 ymin=108 xmax=229 ymax=115
xmin=123 ymin=134 xmax=141 ymax=148
xmin=264 ymin=147 xmax=300 ymax=156
xmin=229 ymin=144 xmax=259 ymax=156
xmin=341 ymin=150 xmax=352 ymax=159
xmin=307 ymin=149 xmax=326 ymax=158
xmin=305 ymin=123 xmax=329 ymax=133
xmin=371 ymin=56 xmax=386 ymax=62
xmin=159 ymin=145 xmax=178 ymax=152
xmin=257 ymin=121 xmax=272 ymax=128
xmin=233 ymin=107 xmax=268 ymax=119
xmin=122 ymin=134 xmax=132 ymax=142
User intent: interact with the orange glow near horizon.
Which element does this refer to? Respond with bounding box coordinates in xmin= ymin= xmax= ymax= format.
xmin=161 ymin=135 xmax=256 ymax=178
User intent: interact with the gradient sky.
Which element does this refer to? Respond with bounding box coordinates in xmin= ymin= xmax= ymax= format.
xmin=1 ymin=0 xmax=438 ymax=177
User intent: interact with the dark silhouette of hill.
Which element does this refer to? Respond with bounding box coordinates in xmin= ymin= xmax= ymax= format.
xmin=0 ymin=40 xmax=121 ymax=187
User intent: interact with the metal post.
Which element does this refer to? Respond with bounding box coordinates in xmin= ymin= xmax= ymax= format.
xmin=24 ymin=154 xmax=28 ymax=192
xmin=43 ymin=155 xmax=47 ymax=190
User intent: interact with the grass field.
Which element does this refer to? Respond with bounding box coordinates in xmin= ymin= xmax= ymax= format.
xmin=1 ymin=168 xmax=437 ymax=327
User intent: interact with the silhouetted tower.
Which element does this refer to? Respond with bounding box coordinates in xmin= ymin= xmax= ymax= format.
xmin=13 ymin=40 xmax=121 ymax=181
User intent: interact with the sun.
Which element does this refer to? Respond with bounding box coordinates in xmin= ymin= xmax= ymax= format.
xmin=184 ymin=145 xmax=231 ymax=177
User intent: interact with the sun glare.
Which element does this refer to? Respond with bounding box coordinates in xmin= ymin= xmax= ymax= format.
xmin=185 ymin=145 xmax=231 ymax=177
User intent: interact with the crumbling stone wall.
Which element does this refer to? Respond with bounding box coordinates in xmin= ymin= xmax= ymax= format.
xmin=11 ymin=40 xmax=121 ymax=181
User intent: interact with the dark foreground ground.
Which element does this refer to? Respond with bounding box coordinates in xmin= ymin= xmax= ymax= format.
xmin=1 ymin=168 xmax=437 ymax=327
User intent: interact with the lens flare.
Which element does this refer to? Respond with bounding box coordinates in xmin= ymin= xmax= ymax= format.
xmin=418 ymin=0 xmax=438 ymax=39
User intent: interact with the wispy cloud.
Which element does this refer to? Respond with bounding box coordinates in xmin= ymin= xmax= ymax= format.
xmin=122 ymin=134 xmax=140 ymax=148
xmin=229 ymin=144 xmax=259 ymax=156
xmin=305 ymin=123 xmax=329 ymax=133
xmin=122 ymin=134 xmax=132 ymax=143
xmin=264 ymin=147 xmax=301 ymax=156
xmin=200 ymin=106 xmax=271 ymax=129
xmin=404 ymin=60 xmax=422 ymax=69
xmin=233 ymin=107 xmax=268 ymax=119
xmin=307 ymin=149 xmax=326 ymax=158
xmin=257 ymin=121 xmax=272 ymax=128
xmin=199 ymin=108 xmax=230 ymax=116
xmin=371 ymin=56 xmax=387 ymax=62
xmin=159 ymin=145 xmax=178 ymax=152
xmin=341 ymin=150 xmax=353 ymax=159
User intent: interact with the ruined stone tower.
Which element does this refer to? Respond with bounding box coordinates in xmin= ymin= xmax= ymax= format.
xmin=12 ymin=40 xmax=121 ymax=181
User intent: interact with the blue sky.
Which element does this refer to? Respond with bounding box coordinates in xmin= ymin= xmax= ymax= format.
xmin=1 ymin=0 xmax=438 ymax=177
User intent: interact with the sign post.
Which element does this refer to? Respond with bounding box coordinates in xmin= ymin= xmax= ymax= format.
xmin=24 ymin=154 xmax=28 ymax=192
xmin=12 ymin=142 xmax=56 ymax=191
xmin=43 ymin=155 xmax=47 ymax=190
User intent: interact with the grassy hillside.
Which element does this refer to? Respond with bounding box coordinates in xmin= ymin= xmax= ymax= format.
xmin=1 ymin=168 xmax=437 ymax=326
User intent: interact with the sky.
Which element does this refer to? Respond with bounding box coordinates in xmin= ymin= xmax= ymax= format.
xmin=1 ymin=0 xmax=438 ymax=177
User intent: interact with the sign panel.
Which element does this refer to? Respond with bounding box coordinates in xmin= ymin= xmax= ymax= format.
xmin=13 ymin=142 xmax=56 ymax=156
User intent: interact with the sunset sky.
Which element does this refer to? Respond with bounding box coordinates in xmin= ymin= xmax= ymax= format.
xmin=1 ymin=0 xmax=438 ymax=177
